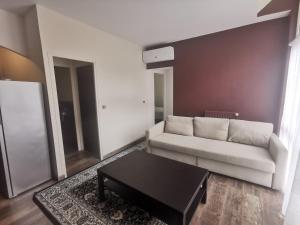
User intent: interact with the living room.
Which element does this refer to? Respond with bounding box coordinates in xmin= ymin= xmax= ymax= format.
xmin=0 ymin=0 xmax=299 ymax=225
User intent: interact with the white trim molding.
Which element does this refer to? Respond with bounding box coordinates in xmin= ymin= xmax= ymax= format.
xmin=45 ymin=52 xmax=104 ymax=178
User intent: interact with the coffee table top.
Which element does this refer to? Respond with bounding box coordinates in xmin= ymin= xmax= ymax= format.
xmin=98 ymin=151 xmax=209 ymax=213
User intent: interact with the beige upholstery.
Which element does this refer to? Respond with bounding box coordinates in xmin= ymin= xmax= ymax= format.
xmin=146 ymin=121 xmax=164 ymax=152
xmin=150 ymin=146 xmax=272 ymax=188
xmin=150 ymin=133 xmax=275 ymax=173
xmin=146 ymin=121 xmax=165 ymax=139
xmin=228 ymin=119 xmax=273 ymax=148
xmin=269 ymin=134 xmax=288 ymax=190
xmin=165 ymin=115 xmax=193 ymax=136
xmin=150 ymin=147 xmax=197 ymax=166
xmin=194 ymin=117 xmax=229 ymax=141
xmin=197 ymin=157 xmax=273 ymax=187
xmin=146 ymin=116 xmax=288 ymax=190
xmin=167 ymin=115 xmax=193 ymax=123
xmin=165 ymin=121 xmax=193 ymax=136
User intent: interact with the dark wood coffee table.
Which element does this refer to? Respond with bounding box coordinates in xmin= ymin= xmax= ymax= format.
xmin=97 ymin=151 xmax=209 ymax=225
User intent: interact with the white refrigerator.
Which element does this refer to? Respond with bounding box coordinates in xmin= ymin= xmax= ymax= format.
xmin=0 ymin=81 xmax=52 ymax=198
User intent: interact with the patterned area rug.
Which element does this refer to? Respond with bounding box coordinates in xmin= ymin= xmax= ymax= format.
xmin=34 ymin=142 xmax=284 ymax=225
xmin=34 ymin=142 xmax=165 ymax=225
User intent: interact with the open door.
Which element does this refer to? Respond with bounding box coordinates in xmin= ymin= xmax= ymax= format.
xmin=77 ymin=65 xmax=100 ymax=158
xmin=54 ymin=66 xmax=78 ymax=155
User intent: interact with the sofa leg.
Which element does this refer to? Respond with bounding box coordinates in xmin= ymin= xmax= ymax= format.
xmin=146 ymin=147 xmax=152 ymax=153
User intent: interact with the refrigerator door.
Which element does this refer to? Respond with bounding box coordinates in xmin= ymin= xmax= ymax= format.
xmin=0 ymin=81 xmax=51 ymax=197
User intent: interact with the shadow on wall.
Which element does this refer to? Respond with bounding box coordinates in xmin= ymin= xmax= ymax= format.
xmin=0 ymin=46 xmax=45 ymax=82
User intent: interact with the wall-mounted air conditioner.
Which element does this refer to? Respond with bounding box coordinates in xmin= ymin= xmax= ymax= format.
xmin=143 ymin=46 xmax=174 ymax=64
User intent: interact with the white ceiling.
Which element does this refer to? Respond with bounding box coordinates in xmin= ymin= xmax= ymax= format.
xmin=0 ymin=0 xmax=289 ymax=47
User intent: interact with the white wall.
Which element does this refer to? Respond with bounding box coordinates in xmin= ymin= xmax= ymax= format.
xmin=24 ymin=7 xmax=44 ymax=68
xmin=35 ymin=5 xmax=153 ymax=178
xmin=0 ymin=9 xmax=27 ymax=56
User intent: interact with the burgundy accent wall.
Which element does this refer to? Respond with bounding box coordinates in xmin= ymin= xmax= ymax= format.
xmin=258 ymin=0 xmax=299 ymax=41
xmin=148 ymin=18 xmax=290 ymax=130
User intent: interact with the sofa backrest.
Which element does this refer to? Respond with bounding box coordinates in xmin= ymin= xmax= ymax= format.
xmin=163 ymin=116 xmax=274 ymax=148
xmin=164 ymin=115 xmax=194 ymax=136
xmin=228 ymin=119 xmax=273 ymax=148
xmin=194 ymin=117 xmax=229 ymax=141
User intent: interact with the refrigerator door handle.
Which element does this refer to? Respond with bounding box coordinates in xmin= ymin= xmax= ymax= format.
xmin=0 ymin=106 xmax=14 ymax=197
xmin=0 ymin=106 xmax=2 ymax=125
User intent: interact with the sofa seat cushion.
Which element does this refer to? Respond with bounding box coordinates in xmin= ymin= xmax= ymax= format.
xmin=149 ymin=133 xmax=275 ymax=173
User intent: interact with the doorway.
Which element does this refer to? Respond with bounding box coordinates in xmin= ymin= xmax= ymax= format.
xmin=53 ymin=57 xmax=100 ymax=176
xmin=54 ymin=67 xmax=78 ymax=155
xmin=154 ymin=74 xmax=164 ymax=123
xmin=152 ymin=67 xmax=173 ymax=123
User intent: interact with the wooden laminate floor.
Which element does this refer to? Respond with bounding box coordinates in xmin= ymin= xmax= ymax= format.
xmin=0 ymin=150 xmax=100 ymax=225
xmin=190 ymin=174 xmax=284 ymax=225
xmin=0 ymin=152 xmax=283 ymax=225
xmin=65 ymin=150 xmax=100 ymax=176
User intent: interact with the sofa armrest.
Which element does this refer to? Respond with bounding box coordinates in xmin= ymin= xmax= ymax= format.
xmin=146 ymin=121 xmax=165 ymax=139
xmin=269 ymin=133 xmax=288 ymax=190
xmin=146 ymin=121 xmax=165 ymax=153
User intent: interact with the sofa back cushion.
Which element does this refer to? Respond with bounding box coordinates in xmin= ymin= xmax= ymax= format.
xmin=164 ymin=115 xmax=193 ymax=136
xmin=194 ymin=117 xmax=229 ymax=141
xmin=228 ymin=119 xmax=273 ymax=148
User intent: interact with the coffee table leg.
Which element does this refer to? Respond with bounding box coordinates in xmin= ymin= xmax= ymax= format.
xmin=201 ymin=177 xmax=207 ymax=204
xmin=98 ymin=171 xmax=106 ymax=202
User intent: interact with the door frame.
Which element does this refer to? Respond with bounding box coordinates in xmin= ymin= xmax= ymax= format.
xmin=45 ymin=52 xmax=103 ymax=179
xmin=53 ymin=59 xmax=84 ymax=152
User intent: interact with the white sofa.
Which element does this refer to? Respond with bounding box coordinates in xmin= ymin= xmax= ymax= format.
xmin=146 ymin=116 xmax=288 ymax=190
